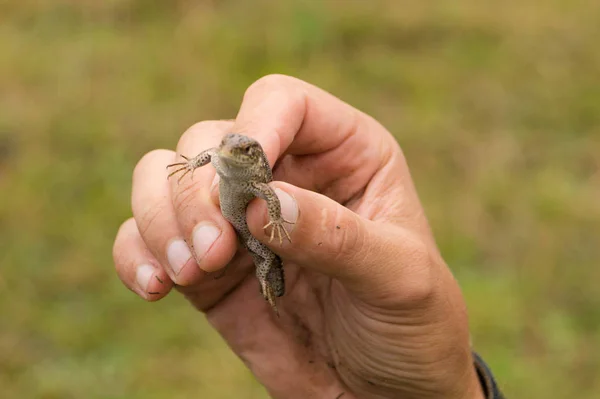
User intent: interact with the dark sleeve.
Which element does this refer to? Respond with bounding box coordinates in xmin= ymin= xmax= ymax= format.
xmin=473 ymin=351 xmax=505 ymax=399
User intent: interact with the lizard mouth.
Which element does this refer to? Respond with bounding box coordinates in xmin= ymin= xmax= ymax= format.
xmin=219 ymin=150 xmax=253 ymax=166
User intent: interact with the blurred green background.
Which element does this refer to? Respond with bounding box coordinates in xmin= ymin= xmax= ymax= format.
xmin=1 ymin=1 xmax=599 ymax=398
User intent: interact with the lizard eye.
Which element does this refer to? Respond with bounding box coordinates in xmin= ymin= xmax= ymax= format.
xmin=243 ymin=146 xmax=251 ymax=153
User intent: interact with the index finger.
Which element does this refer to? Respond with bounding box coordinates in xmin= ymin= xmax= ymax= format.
xmin=232 ymin=74 xmax=398 ymax=174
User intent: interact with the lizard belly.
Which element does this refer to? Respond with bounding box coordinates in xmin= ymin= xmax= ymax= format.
xmin=218 ymin=182 xmax=254 ymax=239
xmin=218 ymin=179 xmax=285 ymax=298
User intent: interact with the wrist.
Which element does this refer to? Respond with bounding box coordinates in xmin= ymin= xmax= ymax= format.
xmin=444 ymin=351 xmax=487 ymax=399
xmin=466 ymin=369 xmax=487 ymax=399
xmin=448 ymin=353 xmax=486 ymax=399
xmin=472 ymin=351 xmax=505 ymax=399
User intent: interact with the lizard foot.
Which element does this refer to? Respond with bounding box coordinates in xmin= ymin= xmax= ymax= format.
xmin=166 ymin=155 xmax=197 ymax=184
xmin=263 ymin=218 xmax=294 ymax=244
xmin=260 ymin=279 xmax=280 ymax=317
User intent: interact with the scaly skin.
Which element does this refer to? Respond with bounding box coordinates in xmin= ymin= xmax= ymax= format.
xmin=166 ymin=133 xmax=292 ymax=314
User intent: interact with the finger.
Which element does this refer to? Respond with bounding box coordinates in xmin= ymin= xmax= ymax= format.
xmin=169 ymin=120 xmax=239 ymax=273
xmin=132 ymin=149 xmax=205 ymax=285
xmin=113 ymin=218 xmax=173 ymax=300
xmin=130 ymin=146 xmax=250 ymax=308
xmin=246 ymin=183 xmax=437 ymax=305
xmin=175 ymin=251 xmax=257 ymax=312
xmin=232 ymin=74 xmax=400 ymax=203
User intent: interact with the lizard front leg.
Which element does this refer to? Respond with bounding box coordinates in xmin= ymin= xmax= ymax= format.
xmin=166 ymin=148 xmax=219 ymax=268
xmin=166 ymin=149 xmax=217 ymax=183
xmin=249 ymin=182 xmax=294 ymax=244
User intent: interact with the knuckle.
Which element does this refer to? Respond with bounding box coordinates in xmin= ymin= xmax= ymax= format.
xmin=170 ymin=181 xmax=201 ymax=219
xmin=239 ymin=75 xmax=307 ymax=142
xmin=177 ymin=120 xmax=233 ymax=150
xmin=112 ymin=218 xmax=135 ymax=270
xmin=184 ymin=120 xmax=229 ymax=137
xmin=245 ymin=74 xmax=296 ymax=96
xmin=330 ymin=208 xmax=364 ymax=264
xmin=134 ymin=149 xmax=170 ymax=180
xmin=393 ymin=236 xmax=437 ymax=304
xmin=135 ymin=201 xmax=168 ymax=236
xmin=243 ymin=74 xmax=306 ymax=109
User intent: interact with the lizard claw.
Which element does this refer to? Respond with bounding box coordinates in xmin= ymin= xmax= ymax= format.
xmin=166 ymin=155 xmax=195 ymax=184
xmin=260 ymin=279 xmax=279 ymax=317
xmin=263 ymin=218 xmax=293 ymax=244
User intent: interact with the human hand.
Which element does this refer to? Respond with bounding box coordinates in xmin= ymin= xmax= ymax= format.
xmin=113 ymin=75 xmax=485 ymax=399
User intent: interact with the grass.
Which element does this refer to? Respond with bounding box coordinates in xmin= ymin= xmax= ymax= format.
xmin=1 ymin=1 xmax=599 ymax=397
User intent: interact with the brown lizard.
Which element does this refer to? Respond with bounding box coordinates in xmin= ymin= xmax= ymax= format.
xmin=166 ymin=133 xmax=293 ymax=315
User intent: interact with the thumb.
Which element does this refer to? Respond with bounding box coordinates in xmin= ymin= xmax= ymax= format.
xmin=246 ymin=182 xmax=437 ymax=305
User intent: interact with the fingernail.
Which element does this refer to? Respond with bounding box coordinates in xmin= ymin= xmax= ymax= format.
xmin=136 ymin=264 xmax=155 ymax=292
xmin=192 ymin=222 xmax=221 ymax=269
xmin=167 ymin=239 xmax=193 ymax=275
xmin=275 ymin=188 xmax=298 ymax=225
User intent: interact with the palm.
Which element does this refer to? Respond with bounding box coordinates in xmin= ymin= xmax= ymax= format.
xmin=177 ymin=158 xmax=414 ymax=397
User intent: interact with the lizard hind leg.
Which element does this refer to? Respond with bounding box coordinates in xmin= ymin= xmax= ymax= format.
xmin=246 ymin=237 xmax=285 ymax=315
xmin=263 ymin=219 xmax=294 ymax=244
xmin=259 ymin=278 xmax=279 ymax=316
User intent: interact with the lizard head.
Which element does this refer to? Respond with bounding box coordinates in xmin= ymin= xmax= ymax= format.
xmin=218 ymin=133 xmax=265 ymax=167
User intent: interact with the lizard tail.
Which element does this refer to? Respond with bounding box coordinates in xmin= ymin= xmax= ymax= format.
xmin=268 ymin=257 xmax=285 ymax=297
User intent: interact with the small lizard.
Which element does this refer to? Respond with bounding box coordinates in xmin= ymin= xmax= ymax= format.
xmin=166 ymin=133 xmax=293 ymax=314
